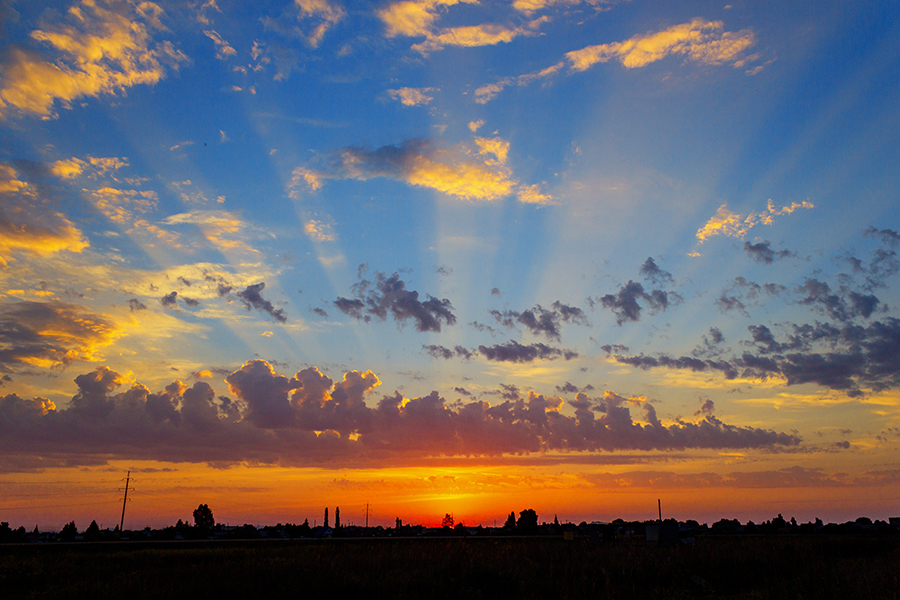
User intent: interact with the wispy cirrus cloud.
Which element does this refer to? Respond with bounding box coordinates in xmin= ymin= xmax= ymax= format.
xmin=475 ymin=18 xmax=756 ymax=103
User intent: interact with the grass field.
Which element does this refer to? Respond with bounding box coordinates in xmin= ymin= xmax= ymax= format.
xmin=2 ymin=535 xmax=898 ymax=599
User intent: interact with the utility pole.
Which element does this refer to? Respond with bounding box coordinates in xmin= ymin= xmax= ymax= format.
xmin=657 ymin=498 xmax=661 ymax=522
xmin=119 ymin=471 xmax=132 ymax=533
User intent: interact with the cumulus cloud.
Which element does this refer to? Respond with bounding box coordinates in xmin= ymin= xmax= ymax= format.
xmin=334 ymin=271 xmax=455 ymax=332
xmin=237 ymin=283 xmax=287 ymax=323
xmin=0 ymin=361 xmax=800 ymax=469
xmin=0 ymin=0 xmax=187 ymax=118
xmin=0 ymin=301 xmax=122 ymax=370
xmin=696 ymin=200 xmax=814 ymax=243
xmin=639 ymin=257 xmax=673 ymax=284
xmin=387 ymin=87 xmax=436 ymax=106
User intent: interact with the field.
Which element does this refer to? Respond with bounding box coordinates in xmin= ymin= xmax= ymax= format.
xmin=1 ymin=535 xmax=898 ymax=599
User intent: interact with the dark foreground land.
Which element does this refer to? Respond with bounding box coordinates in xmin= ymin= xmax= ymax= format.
xmin=2 ymin=535 xmax=898 ymax=600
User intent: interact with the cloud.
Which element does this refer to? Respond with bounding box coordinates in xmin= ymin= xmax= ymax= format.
xmin=0 ymin=361 xmax=799 ymax=469
xmin=865 ymin=226 xmax=900 ymax=247
xmin=477 ymin=341 xmax=577 ymax=362
xmin=0 ymin=0 xmax=187 ymax=118
xmin=696 ymin=200 xmax=814 ymax=243
xmin=599 ymin=281 xmax=675 ymax=325
xmin=0 ymin=301 xmax=122 ymax=370
xmin=490 ymin=302 xmax=587 ymax=340
xmin=387 ymin=87 xmax=436 ymax=106
xmin=423 ymin=344 xmax=472 ymax=360
xmin=614 ymin=317 xmax=900 ymax=395
xmin=512 ymin=0 xmax=623 ymax=15
xmin=639 ymin=257 xmax=673 ymax=285
xmin=411 ymin=20 xmax=546 ymax=55
xmin=566 ymin=18 xmax=755 ymax=72
xmin=474 ymin=18 xmax=755 ymax=104
xmin=237 ymin=283 xmax=287 ymax=323
xmin=744 ymin=240 xmax=793 ymax=264
xmin=204 ymin=30 xmax=236 ymax=59
xmin=334 ymin=271 xmax=456 ymax=332
xmin=292 ymin=137 xmax=549 ymax=203
xmin=262 ymin=0 xmax=345 ymax=48
xmin=796 ymin=279 xmax=880 ymax=322
xmin=304 ymin=219 xmax=335 ymax=242
xmin=0 ymin=164 xmax=88 ymax=266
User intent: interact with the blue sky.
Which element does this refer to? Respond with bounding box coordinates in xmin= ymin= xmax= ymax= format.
xmin=1 ymin=0 xmax=899 ymax=528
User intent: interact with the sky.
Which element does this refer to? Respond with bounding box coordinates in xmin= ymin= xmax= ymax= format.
xmin=1 ymin=0 xmax=899 ymax=531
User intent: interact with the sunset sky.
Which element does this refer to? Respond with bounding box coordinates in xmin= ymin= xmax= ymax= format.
xmin=1 ymin=0 xmax=899 ymax=531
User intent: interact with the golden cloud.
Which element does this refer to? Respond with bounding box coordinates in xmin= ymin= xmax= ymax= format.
xmin=696 ymin=199 xmax=814 ymax=243
xmin=0 ymin=0 xmax=187 ymax=118
xmin=304 ymin=219 xmax=336 ymax=242
xmin=0 ymin=301 xmax=123 ymax=368
xmin=85 ymin=187 xmax=158 ymax=225
xmin=387 ymin=87 xmax=436 ymax=106
xmin=412 ymin=21 xmax=544 ymax=54
xmin=0 ymin=164 xmax=89 ymax=266
xmin=566 ymin=18 xmax=754 ymax=72
xmin=378 ymin=0 xmax=471 ymax=38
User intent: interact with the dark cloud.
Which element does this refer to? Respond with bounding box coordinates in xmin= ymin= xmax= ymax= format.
xmin=743 ymin=240 xmax=792 ymax=264
xmin=864 ymin=226 xmax=900 ymax=246
xmin=599 ymin=281 xmax=675 ymax=325
xmin=639 ymin=257 xmax=673 ymax=284
xmin=237 ymin=282 xmax=287 ymax=323
xmin=0 ymin=361 xmax=801 ymax=470
xmin=470 ymin=321 xmax=500 ymax=335
xmin=310 ymin=307 xmax=328 ymax=318
xmin=454 ymin=387 xmax=473 ymax=398
xmin=182 ymin=296 xmax=200 ymax=307
xmin=692 ymin=327 xmax=726 ymax=358
xmin=491 ymin=305 xmax=564 ymax=340
xmin=0 ymin=301 xmax=119 ymax=371
xmin=423 ymin=344 xmax=474 ymax=360
xmin=436 ymin=265 xmax=452 ymax=276
xmin=160 ymin=291 xmax=178 ymax=308
xmin=178 ymin=276 xmax=191 ymax=287
xmin=797 ymin=278 xmax=879 ymax=322
xmin=333 ymin=272 xmax=455 ymax=332
xmin=477 ymin=341 xmax=577 ymax=363
xmin=217 ymin=283 xmax=233 ymax=296
xmin=556 ymin=382 xmax=578 ymax=394
xmin=128 ymin=298 xmax=147 ymax=311
xmin=694 ymin=399 xmax=715 ymax=417
xmin=615 ymin=317 xmax=900 ymax=395
xmin=600 ymin=344 xmax=629 ymax=354
xmin=491 ymin=287 xmax=502 ymax=297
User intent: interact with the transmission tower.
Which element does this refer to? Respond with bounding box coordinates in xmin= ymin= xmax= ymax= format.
xmin=119 ymin=471 xmax=133 ymax=532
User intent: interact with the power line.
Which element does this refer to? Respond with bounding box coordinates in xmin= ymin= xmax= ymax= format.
xmin=119 ymin=471 xmax=133 ymax=532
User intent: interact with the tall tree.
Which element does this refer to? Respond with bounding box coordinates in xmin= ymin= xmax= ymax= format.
xmin=504 ymin=511 xmax=516 ymax=529
xmin=517 ymin=509 xmax=538 ymax=534
xmin=324 ymin=507 xmax=329 ymax=529
xmin=335 ymin=506 xmax=341 ymax=529
xmin=193 ymin=504 xmax=215 ymax=532
xmin=441 ymin=513 xmax=454 ymax=528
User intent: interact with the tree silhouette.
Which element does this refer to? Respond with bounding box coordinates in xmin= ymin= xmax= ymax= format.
xmin=85 ymin=520 xmax=101 ymax=541
xmin=324 ymin=507 xmax=329 ymax=529
xmin=193 ymin=504 xmax=215 ymax=531
xmin=517 ymin=509 xmax=538 ymax=533
xmin=59 ymin=521 xmax=77 ymax=541
xmin=441 ymin=513 xmax=454 ymax=528
xmin=504 ymin=511 xmax=516 ymax=529
xmin=335 ymin=506 xmax=341 ymax=529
